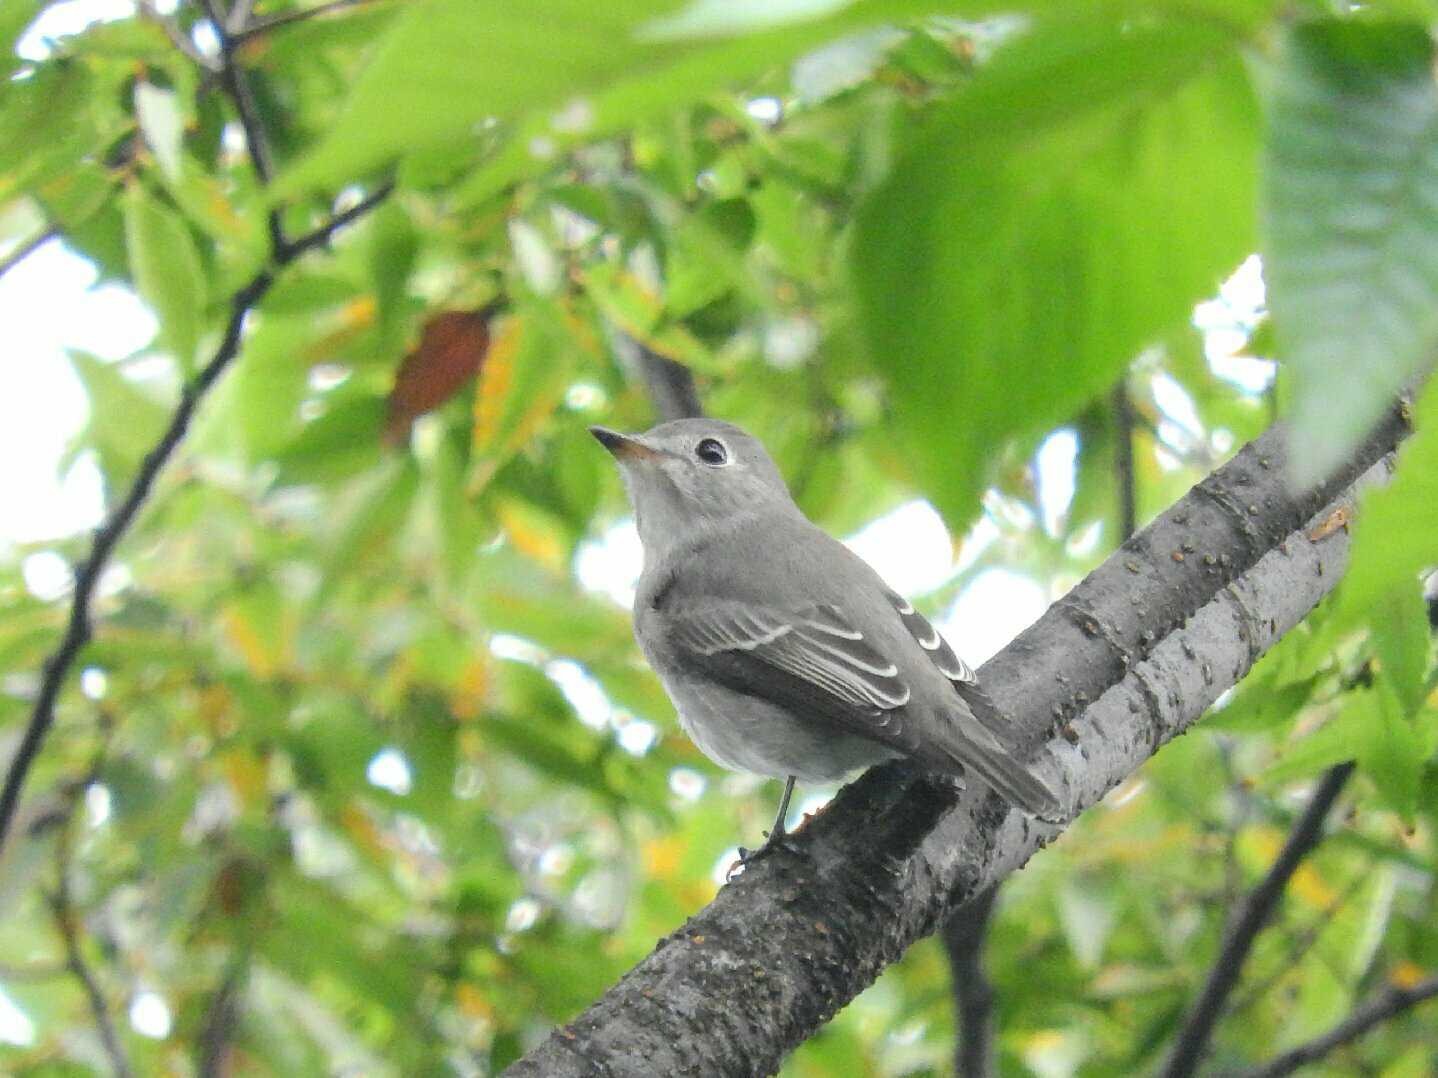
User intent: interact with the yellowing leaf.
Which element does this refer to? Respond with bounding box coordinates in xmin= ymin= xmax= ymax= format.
xmin=495 ymin=496 xmax=566 ymax=572
xmin=470 ymin=305 xmax=575 ymax=490
xmin=643 ymin=836 xmax=685 ymax=879
xmin=450 ymin=658 xmax=491 ymax=721
xmin=220 ymin=749 xmax=267 ymax=809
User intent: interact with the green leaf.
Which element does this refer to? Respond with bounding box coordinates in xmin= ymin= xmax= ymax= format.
xmin=1368 ymin=583 xmax=1431 ymax=716
xmin=317 ymin=456 xmax=420 ymax=603
xmin=1204 ymin=672 xmax=1319 ymax=732
xmin=0 ymin=60 xmax=94 ymax=191
xmin=67 ymin=352 xmax=170 ymax=488
xmin=853 ymin=16 xmax=1257 ymax=528
xmin=124 ymin=183 xmax=205 ymax=374
xmin=1265 ymin=21 xmax=1438 ymax=489
xmin=274 ymin=396 xmax=387 ymax=485
xmin=134 ymin=81 xmax=185 ymax=182
xmin=1353 ymin=682 xmax=1427 ymax=821
xmin=0 ymin=0 xmax=42 ymax=80
xmin=1339 ymin=378 xmax=1438 ymax=621
xmin=275 ymin=0 xmax=990 ymax=196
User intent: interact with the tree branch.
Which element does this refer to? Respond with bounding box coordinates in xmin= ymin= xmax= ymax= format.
xmin=1231 ymin=974 xmax=1438 ymax=1078
xmin=1112 ymin=380 xmax=1137 ymax=542
xmin=200 ymin=0 xmax=285 ymax=253
xmin=230 ymin=0 xmax=390 ymax=43
xmin=941 ymin=888 xmax=999 ymax=1078
xmin=1228 ymin=870 xmax=1368 ymax=1017
xmin=1161 ymin=761 xmax=1355 ymax=1077
xmin=0 ymin=182 xmax=392 ymax=857
xmin=505 ymin=404 xmax=1408 ymax=1076
xmin=197 ymin=953 xmax=247 ymax=1078
xmin=50 ymin=817 xmax=133 ymax=1078
xmin=137 ymin=0 xmax=219 ymax=72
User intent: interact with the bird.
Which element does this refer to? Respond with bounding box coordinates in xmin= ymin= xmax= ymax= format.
xmin=590 ymin=418 xmax=1059 ymax=868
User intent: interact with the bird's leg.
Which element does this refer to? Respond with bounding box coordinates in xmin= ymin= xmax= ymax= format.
xmin=730 ymin=775 xmax=798 ymax=878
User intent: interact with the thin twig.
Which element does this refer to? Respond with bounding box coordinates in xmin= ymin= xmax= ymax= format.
xmin=941 ymin=889 xmax=999 ymax=1078
xmin=0 ymin=182 xmax=391 ymax=857
xmin=225 ymin=0 xmax=257 ymax=35
xmin=0 ymin=226 xmax=59 ymax=284
xmin=231 ymin=0 xmax=389 ymax=43
xmin=197 ymin=952 xmax=248 ymax=1077
xmin=1229 ymin=871 xmax=1368 ymax=1017
xmin=200 ymin=0 xmax=286 ymax=253
xmin=1230 ymin=974 xmax=1438 ymax=1078
xmin=1161 ymin=762 xmax=1356 ymax=1077
xmin=49 ymin=819 xmax=133 ymax=1078
xmin=137 ymin=0 xmax=220 ymax=71
xmin=279 ymin=183 xmax=394 ymax=262
xmin=1112 ymin=380 xmax=1137 ymax=542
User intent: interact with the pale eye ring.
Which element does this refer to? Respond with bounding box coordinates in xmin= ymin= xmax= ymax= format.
xmin=695 ymin=438 xmax=728 ymax=466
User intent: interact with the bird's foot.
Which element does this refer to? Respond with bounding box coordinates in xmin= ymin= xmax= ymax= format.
xmin=726 ymin=828 xmax=801 ymax=881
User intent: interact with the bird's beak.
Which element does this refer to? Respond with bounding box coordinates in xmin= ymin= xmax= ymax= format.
xmin=589 ymin=426 xmax=660 ymax=462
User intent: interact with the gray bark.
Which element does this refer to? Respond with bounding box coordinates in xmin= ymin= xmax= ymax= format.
xmin=505 ymin=408 xmax=1406 ymax=1077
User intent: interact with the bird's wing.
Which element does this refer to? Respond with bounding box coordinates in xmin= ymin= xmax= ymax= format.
xmin=877 ymin=587 xmax=1013 ymax=743
xmin=668 ymin=601 xmax=911 ymax=717
xmin=881 ymin=587 xmax=975 ymax=685
xmin=667 ymin=598 xmax=1060 ymax=818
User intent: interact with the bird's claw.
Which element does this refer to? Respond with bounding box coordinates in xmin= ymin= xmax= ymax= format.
xmin=725 ymin=829 xmax=801 ymax=881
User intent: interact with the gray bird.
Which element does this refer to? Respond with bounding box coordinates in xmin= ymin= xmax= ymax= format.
xmin=591 ymin=418 xmax=1058 ymax=865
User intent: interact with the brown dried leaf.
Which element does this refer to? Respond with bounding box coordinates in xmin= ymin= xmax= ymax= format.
xmin=385 ymin=308 xmax=493 ymax=444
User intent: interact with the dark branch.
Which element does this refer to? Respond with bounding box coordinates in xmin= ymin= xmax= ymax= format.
xmin=197 ymin=954 xmax=248 ymax=1077
xmin=1233 ymin=974 xmax=1438 ymax=1078
xmin=1160 ymin=762 xmax=1356 ymax=1078
xmin=0 ymin=0 xmax=397 ymax=855
xmin=50 ymin=820 xmax=133 ymax=1078
xmin=1112 ymin=380 xmax=1137 ymax=542
xmin=0 ymin=173 xmax=392 ymax=855
xmin=230 ymin=0 xmax=388 ymax=42
xmin=200 ymin=0 xmax=285 ymax=253
xmin=280 ymin=183 xmax=395 ymax=262
xmin=507 ymin=405 xmax=1407 ymax=1075
xmin=137 ymin=0 xmax=219 ymax=71
xmin=941 ymin=888 xmax=999 ymax=1078
xmin=1229 ymin=871 xmax=1367 ymax=1017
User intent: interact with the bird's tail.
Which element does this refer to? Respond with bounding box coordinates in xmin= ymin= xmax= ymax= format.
xmin=954 ymin=738 xmax=1064 ymax=823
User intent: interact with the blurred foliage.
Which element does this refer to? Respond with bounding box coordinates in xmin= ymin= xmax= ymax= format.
xmin=1 ymin=0 xmax=1437 ymax=1075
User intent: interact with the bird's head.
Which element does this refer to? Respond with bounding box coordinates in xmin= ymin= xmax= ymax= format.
xmin=590 ymin=418 xmax=795 ymax=555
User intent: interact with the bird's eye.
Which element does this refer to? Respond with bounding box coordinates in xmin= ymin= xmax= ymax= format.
xmin=695 ymin=438 xmax=728 ymax=466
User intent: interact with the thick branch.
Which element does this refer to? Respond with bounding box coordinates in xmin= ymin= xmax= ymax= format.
xmin=506 ymin=406 xmax=1407 ymax=1076
xmin=0 ymin=186 xmax=391 ymax=857
xmin=1233 ymin=975 xmax=1438 ymax=1078
xmin=1162 ymin=762 xmax=1355 ymax=1077
xmin=941 ymin=888 xmax=998 ymax=1078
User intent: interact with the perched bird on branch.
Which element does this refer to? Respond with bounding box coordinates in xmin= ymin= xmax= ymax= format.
xmin=592 ymin=418 xmax=1059 ymax=869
